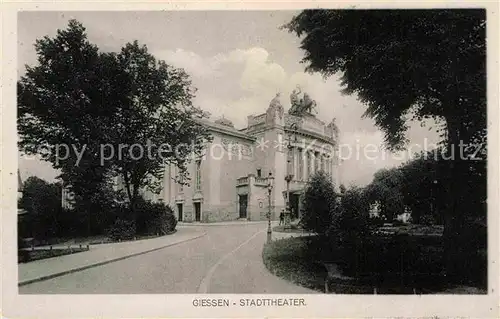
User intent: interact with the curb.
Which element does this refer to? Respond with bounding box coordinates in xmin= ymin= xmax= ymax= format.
xmin=178 ymin=221 xmax=271 ymax=227
xmin=18 ymin=231 xmax=207 ymax=287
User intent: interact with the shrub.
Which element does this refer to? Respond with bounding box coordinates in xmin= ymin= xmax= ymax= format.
xmin=392 ymin=219 xmax=405 ymax=226
xmin=107 ymin=219 xmax=136 ymax=241
xmin=72 ymin=185 xmax=122 ymax=236
xmin=333 ymin=186 xmax=371 ymax=273
xmin=134 ymin=198 xmax=177 ymax=236
xmin=420 ymin=214 xmax=436 ymax=226
xmin=369 ymin=216 xmax=385 ymax=227
xmin=337 ymin=186 xmax=370 ymax=241
xmin=300 ymin=171 xmax=339 ymax=237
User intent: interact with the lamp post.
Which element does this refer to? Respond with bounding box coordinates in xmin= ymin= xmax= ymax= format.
xmin=267 ymin=172 xmax=274 ymax=243
xmin=285 ymin=123 xmax=298 ymax=229
xmin=284 ymin=174 xmax=293 ymax=229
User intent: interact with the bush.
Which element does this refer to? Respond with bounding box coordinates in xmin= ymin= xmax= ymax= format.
xmin=72 ymin=185 xmax=122 ymax=236
xmin=369 ymin=216 xmax=385 ymax=227
xmin=420 ymin=214 xmax=436 ymax=226
xmin=337 ymin=186 xmax=370 ymax=241
xmin=107 ymin=219 xmax=136 ymax=241
xmin=392 ymin=219 xmax=405 ymax=226
xmin=300 ymin=171 xmax=338 ymax=236
xmin=330 ymin=186 xmax=371 ymax=272
xmin=134 ymin=198 xmax=177 ymax=236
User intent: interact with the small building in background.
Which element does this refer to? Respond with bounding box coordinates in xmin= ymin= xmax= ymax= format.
xmin=61 ymin=183 xmax=75 ymax=210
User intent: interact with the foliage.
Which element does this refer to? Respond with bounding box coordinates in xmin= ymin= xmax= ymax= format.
xmin=420 ymin=214 xmax=437 ymax=226
xmin=17 ymin=19 xmax=211 ymax=223
xmin=333 ymin=186 xmax=371 ymax=271
xmin=109 ymin=41 xmax=212 ymax=212
xmin=134 ymin=198 xmax=178 ymax=235
xmin=337 ymin=186 xmax=370 ymax=240
xmin=19 ymin=247 xmax=89 ymax=264
xmin=18 ymin=20 xmax=120 ymax=214
xmin=273 ymin=224 xmax=305 ymax=233
xmin=262 ymin=237 xmax=327 ymax=292
xmin=364 ymin=168 xmax=405 ymax=221
xmin=284 ymin=9 xmax=487 ymax=281
xmin=398 ymin=149 xmax=446 ymax=224
xmin=300 ymin=171 xmax=339 ymax=236
xmin=18 ymin=176 xmax=63 ymax=239
xmin=106 ymin=219 xmax=136 ymax=241
xmin=70 ymin=183 xmax=124 ymax=236
xmin=369 ymin=216 xmax=386 ymax=227
xmin=284 ymin=9 xmax=485 ymax=150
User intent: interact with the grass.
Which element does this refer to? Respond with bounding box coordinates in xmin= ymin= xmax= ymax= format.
xmin=373 ymin=224 xmax=444 ymax=237
xmin=272 ymin=225 xmax=309 ymax=234
xmin=18 ymin=247 xmax=89 ymax=263
xmin=22 ymin=230 xmax=177 ymax=247
xmin=262 ymin=237 xmax=327 ymax=292
xmin=262 ymin=226 xmax=487 ymax=294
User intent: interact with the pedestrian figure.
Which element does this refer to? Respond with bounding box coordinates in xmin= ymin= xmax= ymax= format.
xmin=279 ymin=210 xmax=284 ymax=225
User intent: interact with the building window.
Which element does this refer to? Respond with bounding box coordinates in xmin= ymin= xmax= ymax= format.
xmin=195 ymin=160 xmax=202 ymax=190
xmin=257 ymin=169 xmax=262 ymax=177
xmin=298 ymin=148 xmax=304 ymax=181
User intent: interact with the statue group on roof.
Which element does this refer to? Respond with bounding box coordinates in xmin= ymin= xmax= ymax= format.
xmin=288 ymin=85 xmax=318 ymax=116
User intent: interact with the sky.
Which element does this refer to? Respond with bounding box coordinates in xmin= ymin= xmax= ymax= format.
xmin=17 ymin=11 xmax=441 ymax=186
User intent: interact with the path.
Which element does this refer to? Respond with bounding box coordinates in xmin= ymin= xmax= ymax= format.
xmin=19 ymin=223 xmax=315 ymax=294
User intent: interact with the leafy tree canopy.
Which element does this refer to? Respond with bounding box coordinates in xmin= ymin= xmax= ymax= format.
xmin=18 ymin=20 xmax=211 ymax=213
xmin=284 ymin=9 xmax=486 ymax=151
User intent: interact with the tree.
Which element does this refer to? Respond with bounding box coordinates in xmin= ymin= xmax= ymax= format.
xmin=336 ymin=185 xmax=370 ymax=274
xmin=284 ymin=9 xmax=486 ymax=281
xmin=398 ymin=149 xmax=449 ymax=224
xmin=338 ymin=186 xmax=370 ymax=237
xmin=17 ymin=20 xmax=125 ymax=227
xmin=109 ymin=41 xmax=211 ymax=220
xmin=18 ymin=176 xmax=63 ymax=239
xmin=17 ymin=20 xmax=211 ymax=231
xmin=365 ymin=168 xmax=405 ymax=221
xmin=300 ymin=171 xmax=339 ymax=237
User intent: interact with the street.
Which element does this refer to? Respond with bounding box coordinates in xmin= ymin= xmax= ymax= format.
xmin=19 ymin=223 xmax=315 ymax=294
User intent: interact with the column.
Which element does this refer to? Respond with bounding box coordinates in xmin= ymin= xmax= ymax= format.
xmin=312 ymin=152 xmax=316 ymax=173
xmin=306 ymin=151 xmax=312 ymax=179
xmin=299 ymin=149 xmax=305 ymax=181
xmin=287 ymin=147 xmax=294 ymax=177
xmin=293 ymin=147 xmax=298 ymax=179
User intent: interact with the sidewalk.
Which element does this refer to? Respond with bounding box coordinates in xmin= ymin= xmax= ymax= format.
xmin=178 ymin=220 xmax=270 ymax=226
xmin=18 ymin=226 xmax=206 ymax=286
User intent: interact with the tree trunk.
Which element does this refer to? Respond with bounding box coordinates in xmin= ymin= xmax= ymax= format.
xmin=443 ymin=114 xmax=468 ymax=284
xmin=123 ymin=172 xmax=139 ymax=234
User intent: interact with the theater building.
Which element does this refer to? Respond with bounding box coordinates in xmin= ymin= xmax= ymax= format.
xmin=155 ymin=91 xmax=340 ymax=222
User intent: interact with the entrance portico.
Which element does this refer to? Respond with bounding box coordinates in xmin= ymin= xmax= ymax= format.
xmin=283 ymin=190 xmax=305 ymax=221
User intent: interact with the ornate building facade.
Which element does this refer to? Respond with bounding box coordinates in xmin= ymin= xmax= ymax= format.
xmin=62 ymin=90 xmax=340 ymax=222
xmin=155 ymin=90 xmax=340 ymax=222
